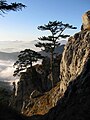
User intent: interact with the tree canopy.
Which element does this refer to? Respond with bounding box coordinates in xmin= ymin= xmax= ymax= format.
xmin=0 ymin=0 xmax=25 ymax=15
xmin=13 ymin=49 xmax=44 ymax=76
xmin=35 ymin=21 xmax=77 ymax=87
xmin=36 ymin=21 xmax=77 ymax=52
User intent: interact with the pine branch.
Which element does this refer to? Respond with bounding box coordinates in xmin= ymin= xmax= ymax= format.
xmin=59 ymin=34 xmax=70 ymax=38
xmin=38 ymin=36 xmax=58 ymax=42
xmin=0 ymin=1 xmax=26 ymax=14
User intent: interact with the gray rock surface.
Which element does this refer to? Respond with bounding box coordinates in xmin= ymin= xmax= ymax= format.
xmin=82 ymin=10 xmax=90 ymax=30
xmin=60 ymin=30 xmax=90 ymax=94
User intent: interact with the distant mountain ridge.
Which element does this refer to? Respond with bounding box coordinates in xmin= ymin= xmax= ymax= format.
xmin=0 ymin=45 xmax=65 ymax=61
xmin=0 ymin=52 xmax=19 ymax=61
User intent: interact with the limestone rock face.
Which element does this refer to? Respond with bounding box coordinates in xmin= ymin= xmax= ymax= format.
xmin=82 ymin=10 xmax=90 ymax=30
xmin=23 ymin=82 xmax=62 ymax=116
xmin=60 ymin=30 xmax=90 ymax=93
xmin=13 ymin=67 xmax=43 ymax=111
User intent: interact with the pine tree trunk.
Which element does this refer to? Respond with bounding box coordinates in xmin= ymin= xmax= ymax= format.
xmin=50 ymin=49 xmax=54 ymax=88
xmin=30 ymin=61 xmax=32 ymax=68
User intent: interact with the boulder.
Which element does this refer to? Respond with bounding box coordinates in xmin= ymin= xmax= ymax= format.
xmin=82 ymin=10 xmax=90 ymax=30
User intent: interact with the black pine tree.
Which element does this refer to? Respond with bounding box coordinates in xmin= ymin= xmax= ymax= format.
xmin=35 ymin=21 xmax=77 ymax=87
xmin=0 ymin=0 xmax=25 ymax=15
xmin=13 ymin=49 xmax=43 ymax=76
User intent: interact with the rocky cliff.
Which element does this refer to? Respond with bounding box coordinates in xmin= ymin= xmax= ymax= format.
xmin=12 ymin=67 xmax=43 ymax=112
xmin=82 ymin=10 xmax=90 ymax=30
xmin=60 ymin=30 xmax=90 ymax=94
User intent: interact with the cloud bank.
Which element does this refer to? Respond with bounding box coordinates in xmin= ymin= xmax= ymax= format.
xmin=0 ymin=60 xmax=19 ymax=89
xmin=0 ymin=40 xmax=40 ymax=53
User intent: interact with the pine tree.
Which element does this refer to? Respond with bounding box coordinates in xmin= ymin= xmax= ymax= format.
xmin=0 ymin=0 xmax=25 ymax=15
xmin=13 ymin=49 xmax=43 ymax=76
xmin=35 ymin=21 xmax=77 ymax=87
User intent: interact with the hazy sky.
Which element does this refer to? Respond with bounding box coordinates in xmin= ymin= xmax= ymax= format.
xmin=0 ymin=0 xmax=90 ymax=41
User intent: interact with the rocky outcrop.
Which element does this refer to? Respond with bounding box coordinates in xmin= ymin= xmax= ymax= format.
xmin=13 ymin=55 xmax=62 ymax=113
xmin=60 ymin=30 xmax=90 ymax=94
xmin=23 ymin=82 xmax=62 ymax=116
xmin=82 ymin=10 xmax=90 ymax=30
xmin=13 ymin=67 xmax=43 ymax=111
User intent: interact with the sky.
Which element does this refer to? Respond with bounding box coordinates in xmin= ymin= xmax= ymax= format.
xmin=0 ymin=0 xmax=90 ymax=42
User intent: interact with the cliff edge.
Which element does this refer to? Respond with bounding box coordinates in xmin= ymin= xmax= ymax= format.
xmin=60 ymin=30 xmax=90 ymax=93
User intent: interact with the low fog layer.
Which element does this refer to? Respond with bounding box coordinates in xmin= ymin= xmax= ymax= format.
xmin=0 ymin=40 xmax=66 ymax=52
xmin=0 ymin=59 xmax=19 ymax=90
xmin=0 ymin=40 xmax=40 ymax=52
